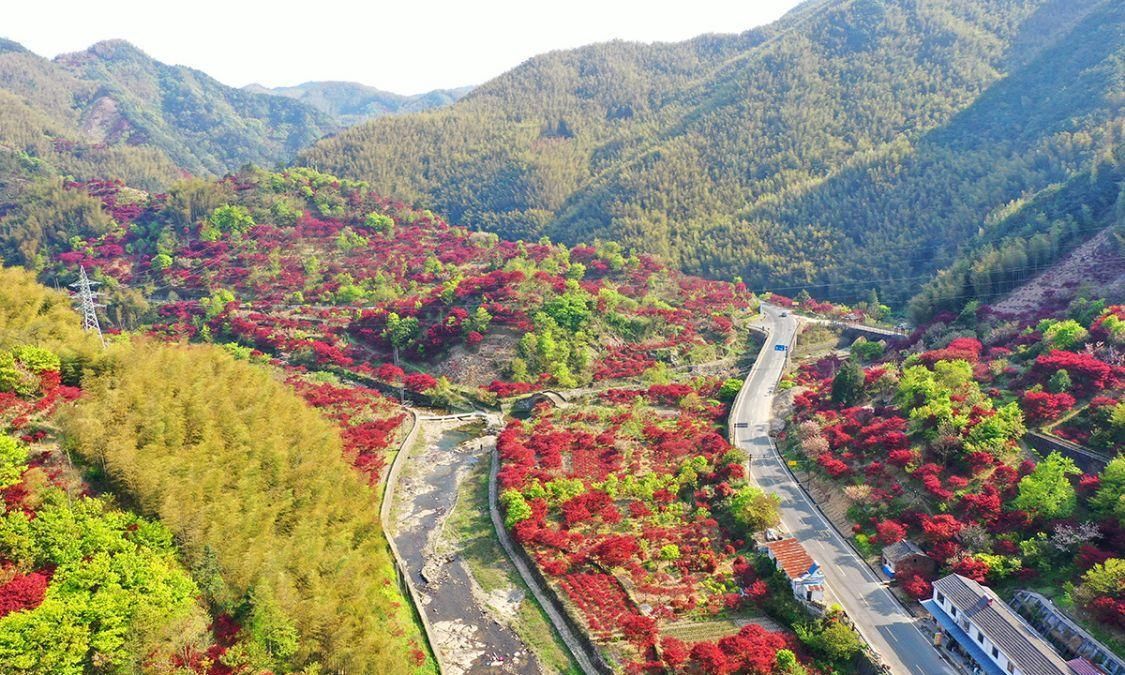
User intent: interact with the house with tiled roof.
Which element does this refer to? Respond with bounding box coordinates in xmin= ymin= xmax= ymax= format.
xmin=923 ymin=574 xmax=1079 ymax=675
xmin=761 ymin=537 xmax=825 ymax=606
xmin=880 ymin=538 xmax=935 ymax=579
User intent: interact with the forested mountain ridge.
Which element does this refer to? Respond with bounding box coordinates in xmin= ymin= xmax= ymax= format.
xmin=245 ymin=80 xmax=473 ymax=125
xmin=0 ymin=38 xmax=336 ymax=190
xmin=300 ymin=0 xmax=1123 ymax=304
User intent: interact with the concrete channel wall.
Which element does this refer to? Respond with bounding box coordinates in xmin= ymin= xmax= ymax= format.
xmin=379 ymin=409 xmax=444 ymax=673
xmin=1025 ymin=430 xmax=1111 ymax=473
xmin=488 ymin=446 xmax=613 ymax=675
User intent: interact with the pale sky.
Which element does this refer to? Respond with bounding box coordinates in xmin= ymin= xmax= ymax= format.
xmin=5 ymin=0 xmax=804 ymax=94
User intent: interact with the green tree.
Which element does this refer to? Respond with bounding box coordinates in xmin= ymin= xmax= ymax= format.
xmin=1092 ymin=456 xmax=1125 ymax=523
xmin=850 ymin=337 xmax=885 ymax=361
xmin=964 ymin=402 xmax=1025 ymax=456
xmin=1074 ymin=558 xmax=1125 ymax=605
xmin=0 ymin=493 xmax=205 ymax=673
xmin=202 ymin=204 xmax=255 ymax=241
xmin=0 ymin=437 xmax=28 ymax=489
xmin=61 ymin=341 xmax=424 ymax=672
xmin=151 ymin=252 xmax=174 ymax=271
xmin=727 ymin=486 xmax=781 ymax=532
xmin=542 ymin=283 xmax=592 ymax=332
xmin=384 ymin=312 xmax=420 ymax=361
xmin=830 ymin=359 xmax=864 ymax=406
xmin=500 ymin=490 xmax=532 ymax=528
xmin=1014 ymin=453 xmax=1081 ymax=519
xmin=363 ymin=212 xmax=395 ymax=234
xmin=774 ymin=649 xmax=808 ymax=674
xmin=718 ymin=377 xmax=743 ymax=402
xmin=1040 ymin=319 xmax=1089 ymax=350
xmin=201 ymin=288 xmax=235 ymax=319
xmin=799 ymin=618 xmax=863 ymax=664
xmin=1047 ymin=369 xmax=1072 ymax=393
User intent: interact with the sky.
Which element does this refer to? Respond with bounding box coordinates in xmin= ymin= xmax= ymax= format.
xmin=5 ymin=0 xmax=804 ymax=94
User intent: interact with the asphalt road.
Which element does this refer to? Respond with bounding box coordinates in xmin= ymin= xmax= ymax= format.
xmin=731 ymin=304 xmax=955 ymax=675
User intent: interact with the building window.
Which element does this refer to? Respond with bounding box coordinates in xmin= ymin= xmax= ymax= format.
xmin=951 ymin=605 xmax=958 ymax=617
xmin=937 ymin=592 xmax=945 ymax=604
xmin=978 ymin=631 xmax=985 ymax=645
xmin=1007 ymin=662 xmax=1015 ymax=674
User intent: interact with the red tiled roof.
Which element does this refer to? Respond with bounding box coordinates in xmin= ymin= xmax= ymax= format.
xmin=764 ymin=538 xmax=816 ymax=580
xmin=1066 ymin=658 xmax=1104 ymax=675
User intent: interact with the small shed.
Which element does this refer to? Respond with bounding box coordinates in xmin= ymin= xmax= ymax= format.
xmin=881 ymin=539 xmax=935 ymax=579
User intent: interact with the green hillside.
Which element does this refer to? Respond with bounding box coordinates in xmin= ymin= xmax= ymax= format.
xmin=299 ymin=0 xmax=1123 ymax=304
xmin=246 ymin=80 xmax=472 ymax=125
xmin=0 ymin=39 xmax=336 ymax=189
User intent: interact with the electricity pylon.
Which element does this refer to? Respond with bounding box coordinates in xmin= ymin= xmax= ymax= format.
xmin=70 ymin=265 xmax=105 ymax=347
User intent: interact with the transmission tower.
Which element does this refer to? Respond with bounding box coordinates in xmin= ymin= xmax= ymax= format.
xmin=70 ymin=266 xmax=105 ymax=347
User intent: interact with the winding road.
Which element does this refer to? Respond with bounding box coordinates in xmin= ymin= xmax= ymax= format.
xmin=730 ymin=304 xmax=955 ymax=675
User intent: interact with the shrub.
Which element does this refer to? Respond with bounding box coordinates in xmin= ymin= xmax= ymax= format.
xmin=727 ymin=486 xmax=781 ymax=532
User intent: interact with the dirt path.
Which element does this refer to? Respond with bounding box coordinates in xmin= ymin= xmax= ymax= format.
xmin=391 ymin=420 xmax=537 ymax=675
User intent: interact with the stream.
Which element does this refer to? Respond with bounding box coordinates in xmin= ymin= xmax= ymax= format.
xmin=391 ymin=421 xmax=538 ymax=675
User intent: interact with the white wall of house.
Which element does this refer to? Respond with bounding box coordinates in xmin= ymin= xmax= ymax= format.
xmin=933 ymin=589 xmax=1023 ymax=675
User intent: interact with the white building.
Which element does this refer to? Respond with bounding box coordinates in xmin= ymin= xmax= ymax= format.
xmin=923 ymin=574 xmax=1078 ymax=675
xmin=761 ymin=537 xmax=826 ymax=605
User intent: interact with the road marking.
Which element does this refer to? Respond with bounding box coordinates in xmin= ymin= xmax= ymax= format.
xmin=733 ymin=309 xmax=953 ymax=675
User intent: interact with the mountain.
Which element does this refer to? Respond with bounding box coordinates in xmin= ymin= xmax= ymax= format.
xmin=299 ymin=0 xmax=1123 ymax=305
xmin=245 ymin=80 xmax=472 ymax=125
xmin=0 ymin=39 xmax=336 ymax=189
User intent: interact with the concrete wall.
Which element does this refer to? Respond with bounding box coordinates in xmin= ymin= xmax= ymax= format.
xmin=379 ymin=410 xmax=444 ymax=672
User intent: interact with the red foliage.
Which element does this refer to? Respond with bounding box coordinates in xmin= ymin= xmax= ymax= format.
xmin=917 ymin=337 xmax=983 ymax=366
xmin=403 ymin=372 xmax=438 ymax=393
xmin=661 ymin=637 xmax=689 ymax=668
xmin=593 ymin=536 xmax=640 ymax=567
xmin=953 ymin=556 xmax=990 ymax=583
xmin=959 ymin=485 xmax=1002 ymax=523
xmin=1035 ymin=350 xmax=1115 ymax=394
xmin=690 ymin=642 xmax=730 ymax=675
xmin=901 ymin=574 xmax=933 ymax=599
xmin=1077 ymin=544 xmax=1113 ymax=571
xmin=487 ymin=380 xmax=540 ymax=398
xmin=817 ymin=452 xmax=851 ymax=477
xmin=621 ymin=613 xmax=658 ymax=647
xmin=875 ymin=519 xmax=907 ymax=545
xmin=887 ymin=449 xmax=917 ymax=468
xmin=921 ymin=514 xmax=962 ymax=543
xmin=1021 ymin=391 xmax=1076 ymax=423
xmin=375 ymin=363 xmax=405 ymax=383
xmin=0 ymin=570 xmax=50 ymax=617
xmin=558 ymin=573 xmax=632 ymax=638
xmin=1088 ymin=597 xmax=1125 ymax=629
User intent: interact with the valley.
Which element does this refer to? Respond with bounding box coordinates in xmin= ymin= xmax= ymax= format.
xmin=0 ymin=1 xmax=1120 ymax=673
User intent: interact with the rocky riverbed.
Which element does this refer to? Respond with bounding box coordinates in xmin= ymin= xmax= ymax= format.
xmin=391 ymin=419 xmax=538 ymax=675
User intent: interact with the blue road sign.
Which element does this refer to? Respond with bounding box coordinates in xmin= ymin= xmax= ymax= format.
xmin=774 ymin=344 xmax=787 ymax=351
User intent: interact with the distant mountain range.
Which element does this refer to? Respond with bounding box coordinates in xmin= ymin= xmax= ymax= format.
xmin=0 ymin=38 xmax=338 ymax=187
xmin=0 ymin=0 xmax=1120 ymax=307
xmin=0 ymin=39 xmax=467 ymax=192
xmin=298 ymin=0 xmax=1123 ymax=304
xmin=244 ymin=81 xmax=471 ymax=126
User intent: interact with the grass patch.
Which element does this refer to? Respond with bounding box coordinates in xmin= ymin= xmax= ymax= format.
xmin=447 ymin=454 xmax=581 ymax=674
